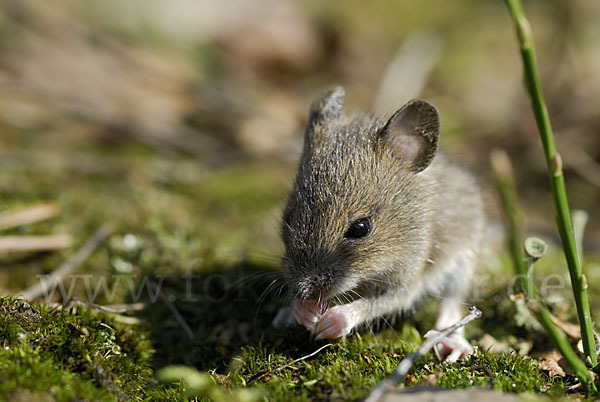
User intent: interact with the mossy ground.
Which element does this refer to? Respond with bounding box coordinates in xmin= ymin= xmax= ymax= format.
xmin=0 ymin=140 xmax=597 ymax=401
xmin=1 ymin=2 xmax=599 ymax=399
xmin=0 ymin=296 xmax=183 ymax=401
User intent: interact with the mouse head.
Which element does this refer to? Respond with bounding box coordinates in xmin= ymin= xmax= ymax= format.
xmin=282 ymin=87 xmax=441 ymax=302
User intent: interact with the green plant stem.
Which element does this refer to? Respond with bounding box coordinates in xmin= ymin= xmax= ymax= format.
xmin=490 ymin=150 xmax=593 ymax=388
xmin=504 ymin=0 xmax=597 ymax=366
xmin=489 ymin=151 xmax=531 ymax=295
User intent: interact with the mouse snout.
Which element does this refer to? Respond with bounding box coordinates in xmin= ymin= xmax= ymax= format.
xmin=295 ymin=270 xmax=338 ymax=301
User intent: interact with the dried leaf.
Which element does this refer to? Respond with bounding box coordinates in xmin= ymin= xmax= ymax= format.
xmin=548 ymin=313 xmax=581 ymax=340
xmin=420 ymin=373 xmax=439 ymax=386
xmin=538 ymin=350 xmax=566 ymax=377
xmin=478 ymin=334 xmax=513 ymax=354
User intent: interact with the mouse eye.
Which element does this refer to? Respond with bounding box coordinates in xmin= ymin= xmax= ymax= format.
xmin=344 ymin=218 xmax=371 ymax=239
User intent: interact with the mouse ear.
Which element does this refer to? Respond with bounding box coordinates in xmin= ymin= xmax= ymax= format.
xmin=307 ymin=86 xmax=345 ymax=129
xmin=377 ymin=99 xmax=440 ymax=173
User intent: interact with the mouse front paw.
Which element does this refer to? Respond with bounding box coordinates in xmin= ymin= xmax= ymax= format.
xmin=314 ymin=305 xmax=360 ymax=340
xmin=272 ymin=300 xmax=326 ymax=331
xmin=292 ymin=299 xmax=327 ymax=332
xmin=271 ymin=300 xmax=325 ymax=332
xmin=424 ymin=330 xmax=474 ymax=363
xmin=272 ymin=306 xmax=298 ymax=328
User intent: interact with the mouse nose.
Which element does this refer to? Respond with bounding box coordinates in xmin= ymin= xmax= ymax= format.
xmin=297 ymin=272 xmax=334 ymax=300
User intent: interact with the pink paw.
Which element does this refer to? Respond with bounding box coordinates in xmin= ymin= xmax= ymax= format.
xmin=424 ymin=330 xmax=474 ymax=362
xmin=272 ymin=306 xmax=297 ymax=328
xmin=314 ymin=305 xmax=358 ymax=340
xmin=292 ymin=300 xmax=327 ymax=332
xmin=272 ymin=301 xmax=360 ymax=340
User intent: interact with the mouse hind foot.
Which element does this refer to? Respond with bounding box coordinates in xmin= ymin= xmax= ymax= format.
xmin=424 ymin=329 xmax=474 ymax=362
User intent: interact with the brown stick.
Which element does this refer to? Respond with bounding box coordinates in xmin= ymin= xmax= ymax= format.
xmin=20 ymin=224 xmax=114 ymax=301
xmin=0 ymin=235 xmax=71 ymax=252
xmin=365 ymin=306 xmax=482 ymax=402
xmin=71 ymin=298 xmax=149 ymax=314
xmin=0 ymin=203 xmax=59 ymax=231
xmin=46 ymin=300 xmax=143 ymax=325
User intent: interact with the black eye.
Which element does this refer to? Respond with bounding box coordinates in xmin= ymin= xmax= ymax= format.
xmin=344 ymin=218 xmax=371 ymax=239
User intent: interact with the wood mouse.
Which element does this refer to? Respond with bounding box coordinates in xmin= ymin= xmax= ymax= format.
xmin=272 ymin=87 xmax=484 ymax=361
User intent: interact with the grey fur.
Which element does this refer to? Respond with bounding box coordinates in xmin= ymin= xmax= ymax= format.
xmin=281 ymin=87 xmax=484 ymax=329
xmin=308 ymin=86 xmax=345 ymax=126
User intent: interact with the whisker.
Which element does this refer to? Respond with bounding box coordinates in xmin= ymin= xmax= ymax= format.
xmin=380 ymin=315 xmax=398 ymax=338
xmin=275 ymin=281 xmax=289 ymax=302
xmin=253 ymin=278 xmax=280 ymax=316
xmin=227 ymin=270 xmax=283 ymax=290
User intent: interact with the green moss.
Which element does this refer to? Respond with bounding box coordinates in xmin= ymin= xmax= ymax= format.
xmin=158 ymin=327 xmax=569 ymax=401
xmin=0 ymin=288 xmax=572 ymax=401
xmin=237 ymin=336 xmax=568 ymax=399
xmin=140 ymin=259 xmax=573 ymax=400
xmin=0 ymin=296 xmax=184 ymax=401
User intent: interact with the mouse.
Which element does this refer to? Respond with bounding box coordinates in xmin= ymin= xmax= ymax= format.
xmin=272 ymin=86 xmax=484 ymax=361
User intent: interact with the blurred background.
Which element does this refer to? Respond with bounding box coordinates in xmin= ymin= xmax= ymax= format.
xmin=1 ymin=0 xmax=599 ymax=292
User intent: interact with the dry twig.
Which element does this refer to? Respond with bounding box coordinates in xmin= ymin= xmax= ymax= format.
xmin=20 ymin=224 xmax=114 ymax=301
xmin=0 ymin=235 xmax=72 ymax=253
xmin=46 ymin=300 xmax=143 ymax=325
xmin=71 ymin=298 xmax=149 ymax=314
xmin=365 ymin=306 xmax=482 ymax=402
xmin=0 ymin=203 xmax=59 ymax=231
xmin=249 ymin=343 xmax=333 ymax=383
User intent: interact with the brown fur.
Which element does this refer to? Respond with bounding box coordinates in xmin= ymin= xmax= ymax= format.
xmin=281 ymin=87 xmax=484 ymax=321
